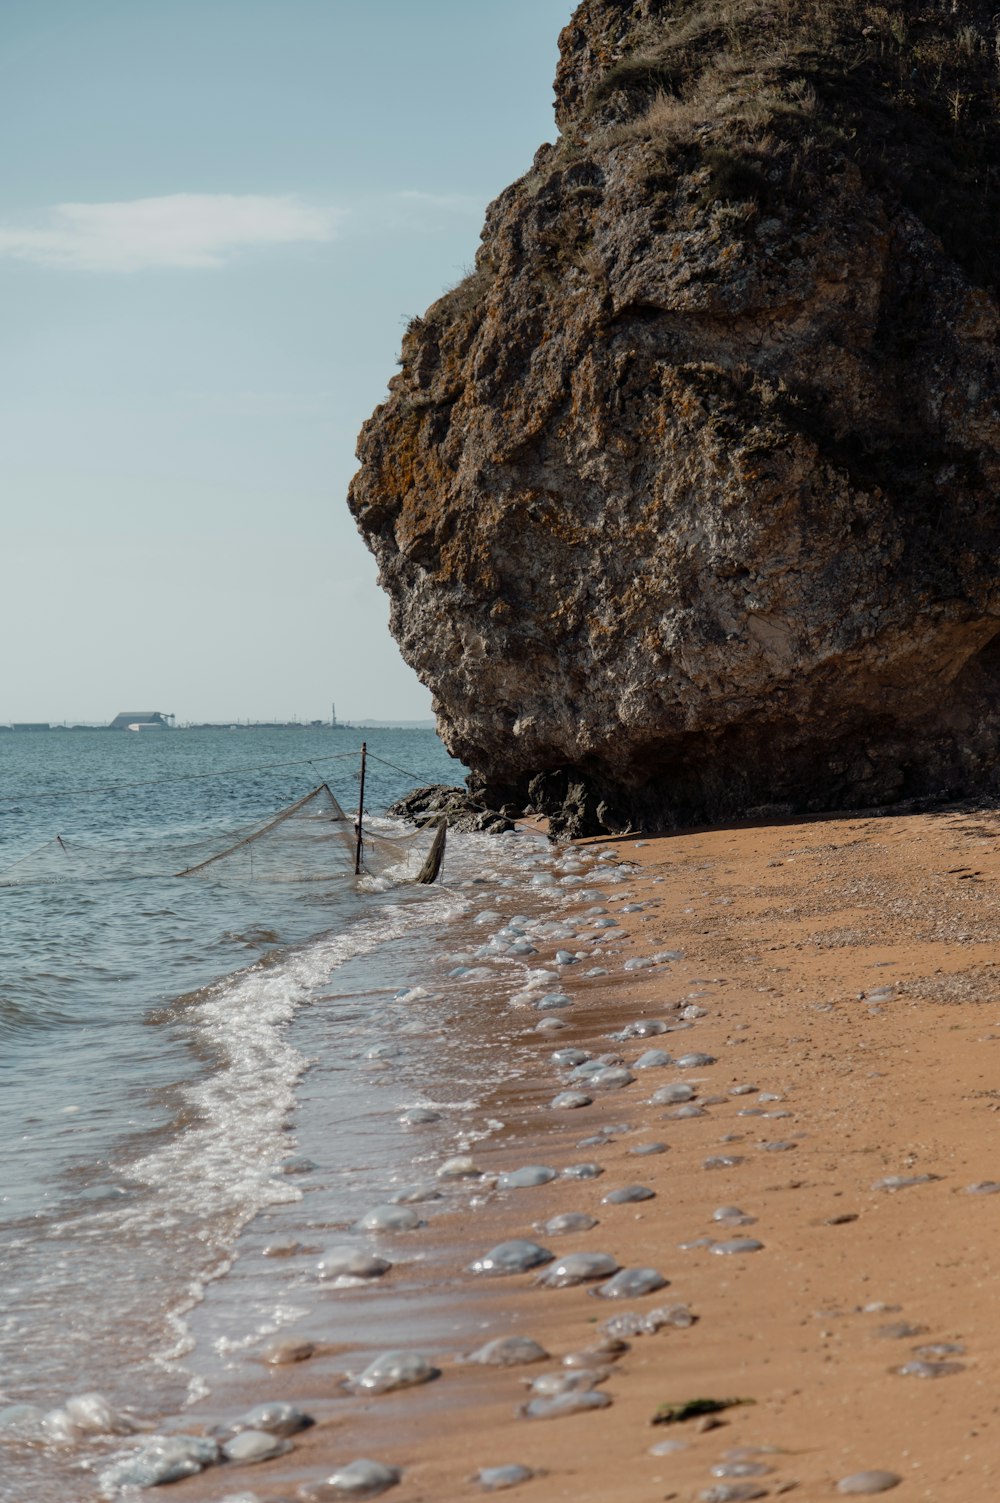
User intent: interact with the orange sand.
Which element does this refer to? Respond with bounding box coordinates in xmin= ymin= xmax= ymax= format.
xmin=172 ymin=805 xmax=1000 ymax=1502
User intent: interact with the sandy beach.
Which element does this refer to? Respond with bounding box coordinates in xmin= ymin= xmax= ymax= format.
xmin=166 ymin=802 xmax=1000 ymax=1503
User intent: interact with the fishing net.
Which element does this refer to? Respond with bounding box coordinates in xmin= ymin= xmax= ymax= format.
xmin=0 ymin=784 xmax=440 ymax=889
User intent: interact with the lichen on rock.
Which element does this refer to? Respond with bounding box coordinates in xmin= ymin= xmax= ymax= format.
xmin=350 ymin=0 xmax=1000 ymax=837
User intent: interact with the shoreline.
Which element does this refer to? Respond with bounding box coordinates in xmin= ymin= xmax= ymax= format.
xmin=116 ymin=804 xmax=1000 ymax=1502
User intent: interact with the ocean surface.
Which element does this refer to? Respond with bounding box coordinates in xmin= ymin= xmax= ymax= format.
xmin=0 ymin=727 xmax=628 ymax=1502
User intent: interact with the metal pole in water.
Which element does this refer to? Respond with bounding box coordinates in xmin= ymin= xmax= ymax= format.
xmin=354 ymin=741 xmax=367 ymax=875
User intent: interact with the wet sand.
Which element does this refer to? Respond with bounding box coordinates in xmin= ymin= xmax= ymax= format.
xmin=164 ymin=804 xmax=1000 ymax=1503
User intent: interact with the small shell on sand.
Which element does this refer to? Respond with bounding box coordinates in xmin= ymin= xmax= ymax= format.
xmin=536 ymin=1252 xmax=620 ymax=1287
xmin=836 ymin=1473 xmax=902 ymax=1495
xmin=352 ymin=1351 xmax=441 ymax=1394
xmin=469 ymin=1240 xmax=555 ymax=1275
xmin=593 ymin=1267 xmax=668 ymax=1298
xmin=675 ymin=1052 xmax=717 ymax=1068
xmin=474 ymin=1464 xmax=537 ymax=1490
xmin=462 ymin=1337 xmax=550 ymax=1367
xmin=519 ymin=1390 xmax=612 ymax=1420
xmin=711 ymin=1238 xmax=764 ymax=1255
xmin=298 ymin=1459 xmax=402 ymax=1497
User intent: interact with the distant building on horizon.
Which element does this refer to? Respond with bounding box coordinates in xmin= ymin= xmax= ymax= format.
xmin=109 ymin=710 xmax=174 ymax=731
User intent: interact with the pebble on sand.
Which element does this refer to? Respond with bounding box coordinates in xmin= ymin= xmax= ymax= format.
xmin=527 ymin=1368 xmax=608 ymax=1397
xmin=99 ymin=1436 xmax=220 ymax=1490
xmin=261 ymin=1337 xmax=316 ymax=1365
xmin=601 ymin=1304 xmax=695 ymax=1336
xmin=651 ymin=1083 xmax=696 ymax=1105
xmin=836 ymin=1472 xmax=902 ymax=1495
xmin=317 ymin=1247 xmax=391 ymax=1281
xmin=388 ymin=1183 xmax=442 ymax=1204
xmin=602 ymin=1184 xmax=655 ymax=1204
xmin=894 ymin=1359 xmax=965 ymax=1378
xmin=298 ymin=1459 xmax=402 ymax=1498
xmin=585 ymin=1066 xmax=636 ymax=1090
xmin=551 ymin=1091 xmax=593 ymax=1109
xmin=401 ymin=1107 xmax=441 ymax=1126
xmin=437 ymin=1156 xmax=482 ymax=1178
xmin=462 ymin=1336 xmax=550 ymax=1367
xmin=699 ymin=1485 xmax=768 ymax=1502
xmin=473 ymin=1463 xmax=536 ymax=1490
xmin=710 ymin=1238 xmax=764 ymax=1255
xmin=593 ymin=1267 xmax=668 ymax=1298
xmin=498 ymin=1166 xmax=559 ymax=1189
xmin=469 ymin=1240 xmax=555 ymax=1275
xmin=221 ymin=1430 xmax=293 ymax=1464
xmin=519 ymin=1390 xmax=612 ymax=1420
xmin=634 ymin=1049 xmax=673 ymax=1069
xmin=538 ymin=1211 xmax=600 ymax=1235
xmin=630 ymin=1141 xmax=668 ymax=1156
xmin=220 ymin=1403 xmax=314 ymax=1440
xmin=352 ymin=1351 xmax=441 ymax=1394
xmin=352 ymin=1205 xmax=424 ymax=1233
xmin=561 ymin=1162 xmax=604 ymax=1180
xmin=536 ymin=1252 xmax=620 ymax=1287
xmin=871 ymin=1174 xmax=939 ymax=1192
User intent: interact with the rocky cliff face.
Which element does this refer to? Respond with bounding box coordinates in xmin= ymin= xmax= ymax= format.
xmin=350 ymin=0 xmax=1000 ymax=835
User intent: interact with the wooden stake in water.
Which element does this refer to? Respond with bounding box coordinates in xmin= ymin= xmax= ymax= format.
xmin=354 ymin=741 xmax=367 ymax=875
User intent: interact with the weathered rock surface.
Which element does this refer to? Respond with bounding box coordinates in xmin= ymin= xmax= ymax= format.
xmin=386 ymin=785 xmax=515 ymax=833
xmin=350 ymin=0 xmax=1000 ymax=835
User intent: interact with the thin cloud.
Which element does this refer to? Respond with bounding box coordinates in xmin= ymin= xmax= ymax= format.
xmin=0 ymin=193 xmax=342 ymax=271
xmin=396 ymin=190 xmax=485 ymax=216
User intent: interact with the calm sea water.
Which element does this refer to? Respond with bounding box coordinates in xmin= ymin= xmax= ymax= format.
xmin=0 ymin=727 xmax=615 ymax=1502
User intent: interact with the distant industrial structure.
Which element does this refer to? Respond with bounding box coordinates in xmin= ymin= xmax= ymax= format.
xmin=108 ymin=711 xmax=175 ymax=731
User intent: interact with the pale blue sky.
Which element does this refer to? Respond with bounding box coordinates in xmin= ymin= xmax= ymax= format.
xmin=1 ymin=0 xmax=575 ymax=723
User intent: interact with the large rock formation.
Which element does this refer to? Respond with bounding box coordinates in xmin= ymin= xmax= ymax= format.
xmin=350 ymin=0 xmax=1000 ymax=835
